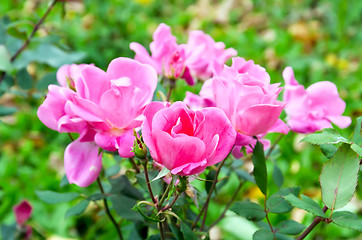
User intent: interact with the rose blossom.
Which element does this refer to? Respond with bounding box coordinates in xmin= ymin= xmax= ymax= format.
xmin=184 ymin=57 xmax=289 ymax=158
xmin=38 ymin=58 xmax=157 ymax=187
xmin=282 ymin=66 xmax=351 ymax=133
xmin=142 ymin=101 xmax=236 ymax=175
xmin=13 ymin=200 xmax=32 ymax=239
xmin=130 ymin=23 xmax=236 ymax=85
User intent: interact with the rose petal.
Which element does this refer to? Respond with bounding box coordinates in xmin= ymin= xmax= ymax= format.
xmin=64 ymin=140 xmax=102 ymax=187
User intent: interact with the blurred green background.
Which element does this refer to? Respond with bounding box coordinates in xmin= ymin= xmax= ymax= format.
xmin=0 ymin=0 xmax=361 ymax=239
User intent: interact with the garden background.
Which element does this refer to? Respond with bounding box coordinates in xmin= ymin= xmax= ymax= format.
xmin=0 ymin=0 xmax=361 ymax=239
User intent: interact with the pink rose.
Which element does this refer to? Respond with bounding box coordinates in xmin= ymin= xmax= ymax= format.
xmin=13 ymin=200 xmax=32 ymax=239
xmin=130 ymin=23 xmax=236 ymax=85
xmin=185 ymin=57 xmax=289 ymax=136
xmin=142 ymin=102 xmax=236 ymax=175
xmin=184 ymin=57 xmax=289 ymax=158
xmin=184 ymin=30 xmax=237 ymax=80
xmin=283 ymin=66 xmax=351 ymax=133
xmin=38 ymin=58 xmax=158 ymax=187
xmin=13 ymin=200 xmax=32 ymax=226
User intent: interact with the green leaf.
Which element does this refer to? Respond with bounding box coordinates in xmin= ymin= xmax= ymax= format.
xmin=16 ymin=68 xmax=33 ymax=90
xmin=331 ymin=211 xmax=362 ymax=232
xmin=276 ymin=220 xmax=305 ymax=235
xmin=35 ymin=72 xmax=57 ymax=91
xmin=350 ymin=143 xmax=362 ymax=156
xmin=65 ymin=199 xmax=89 ymax=218
xmin=0 ymin=75 xmax=15 ymax=95
xmin=169 ymin=221 xmax=184 ymax=240
xmin=13 ymin=43 xmax=86 ymax=69
xmin=235 ymin=169 xmax=255 ymax=183
xmin=151 ymin=167 xmax=171 ymax=182
xmin=7 ymin=26 xmax=27 ymax=40
xmin=87 ymin=193 xmax=107 ymax=201
xmin=110 ymin=195 xmax=143 ymax=221
xmin=1 ymin=223 xmax=16 ymax=240
xmin=353 ymin=117 xmax=362 ymax=146
xmin=301 ymin=128 xmax=351 ymax=145
xmin=105 ymin=164 xmax=120 ymax=177
xmin=320 ymin=144 xmax=338 ymax=159
xmin=180 ymin=222 xmax=197 ymax=240
xmin=253 ymin=229 xmax=274 ymax=240
xmin=0 ymin=106 xmax=17 ymax=116
xmin=109 ymin=175 xmax=144 ymax=200
xmin=252 ymin=140 xmax=267 ymax=195
xmin=320 ymin=143 xmax=360 ymax=210
xmin=272 ymin=165 xmax=284 ymax=189
xmin=229 ymin=201 xmax=266 ymax=221
xmin=35 ymin=190 xmax=79 ymax=204
xmin=283 ymin=194 xmax=327 ymax=218
xmin=59 ymin=174 xmax=69 ymax=188
xmin=0 ymin=45 xmax=13 ymax=72
xmin=266 ymin=187 xmax=301 ymax=214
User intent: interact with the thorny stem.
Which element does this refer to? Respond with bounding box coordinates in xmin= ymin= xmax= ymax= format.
xmin=142 ymin=158 xmax=156 ymax=205
xmin=96 ymin=178 xmax=124 ymax=240
xmin=192 ymin=157 xmax=228 ymax=230
xmin=0 ymin=0 xmax=59 ymax=83
xmin=208 ymin=180 xmax=244 ymax=230
xmin=296 ymin=206 xmax=329 ymax=240
xmin=265 ymin=133 xmax=284 ymax=160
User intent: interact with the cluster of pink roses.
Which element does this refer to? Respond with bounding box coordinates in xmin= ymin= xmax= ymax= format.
xmin=38 ymin=23 xmax=351 ymax=188
xmin=130 ymin=23 xmax=237 ymax=85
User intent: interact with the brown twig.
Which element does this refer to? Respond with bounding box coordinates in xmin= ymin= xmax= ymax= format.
xmin=0 ymin=0 xmax=59 ymax=83
xmin=296 ymin=206 xmax=328 ymax=240
xmin=96 ymin=178 xmax=124 ymax=240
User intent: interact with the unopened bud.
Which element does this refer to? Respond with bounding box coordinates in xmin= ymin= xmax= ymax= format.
xmin=132 ymin=129 xmax=148 ymax=159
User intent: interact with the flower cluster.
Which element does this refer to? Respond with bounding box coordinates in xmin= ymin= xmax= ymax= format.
xmin=184 ymin=57 xmax=289 ymax=157
xmin=130 ymin=23 xmax=237 ymax=85
xmin=38 ymin=23 xmax=351 ymax=188
xmin=38 ymin=58 xmax=157 ymax=186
